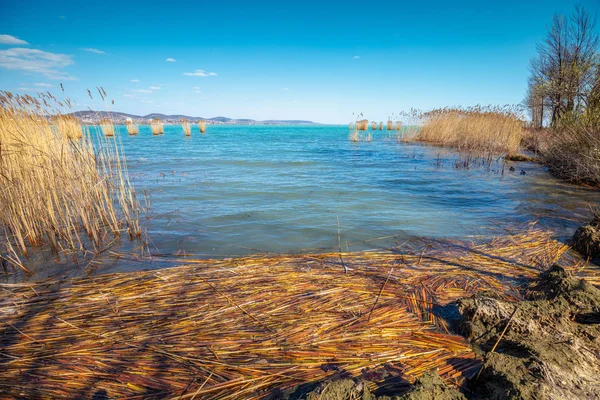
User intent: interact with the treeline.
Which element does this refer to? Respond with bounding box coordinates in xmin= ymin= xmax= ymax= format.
xmin=525 ymin=5 xmax=600 ymax=186
xmin=526 ymin=5 xmax=599 ymax=128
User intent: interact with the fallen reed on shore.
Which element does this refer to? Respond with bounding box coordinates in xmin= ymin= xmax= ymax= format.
xmin=1 ymin=228 xmax=594 ymax=399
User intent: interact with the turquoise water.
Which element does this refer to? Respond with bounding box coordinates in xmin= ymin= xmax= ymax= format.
xmin=9 ymin=124 xmax=600 ymax=279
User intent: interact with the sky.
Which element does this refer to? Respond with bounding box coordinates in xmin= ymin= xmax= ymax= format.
xmin=1 ymin=0 xmax=599 ymax=123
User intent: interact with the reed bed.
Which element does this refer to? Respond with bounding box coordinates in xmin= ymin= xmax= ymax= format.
xmin=126 ymin=120 xmax=139 ymax=135
xmin=53 ymin=115 xmax=82 ymax=139
xmin=99 ymin=118 xmax=115 ymax=137
xmin=387 ymin=120 xmax=393 ymax=130
xmin=416 ymin=106 xmax=524 ymax=156
xmin=395 ymin=121 xmax=403 ymax=131
xmin=356 ymin=119 xmax=369 ymax=131
xmin=150 ymin=118 xmax=163 ymax=135
xmin=199 ymin=120 xmax=206 ymax=133
xmin=181 ymin=119 xmax=191 ymax=136
xmin=349 ymin=130 xmax=371 ymax=142
xmin=0 ymin=91 xmax=141 ymax=271
xmin=1 ymin=228 xmax=592 ymax=399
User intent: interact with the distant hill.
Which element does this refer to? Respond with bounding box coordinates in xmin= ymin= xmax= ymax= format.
xmin=67 ymin=111 xmax=318 ymax=125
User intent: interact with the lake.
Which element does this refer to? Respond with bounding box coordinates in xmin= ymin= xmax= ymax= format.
xmin=8 ymin=124 xmax=600 ymax=280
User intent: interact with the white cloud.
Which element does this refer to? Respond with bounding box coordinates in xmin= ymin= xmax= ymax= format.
xmin=33 ymin=82 xmax=53 ymax=87
xmin=81 ymin=48 xmax=105 ymax=54
xmin=165 ymin=58 xmax=176 ymax=62
xmin=0 ymin=35 xmax=29 ymax=46
xmin=132 ymin=89 xmax=152 ymax=93
xmin=183 ymin=69 xmax=217 ymax=77
xmin=195 ymin=90 xmax=202 ymax=93
xmin=149 ymin=86 xmax=161 ymax=90
xmin=130 ymin=79 xmax=140 ymax=83
xmin=123 ymin=94 xmax=135 ymax=98
xmin=0 ymin=48 xmax=75 ymax=80
xmin=193 ymin=86 xmax=201 ymax=90
xmin=353 ymin=55 xmax=360 ymax=59
xmin=283 ymin=87 xmax=289 ymax=91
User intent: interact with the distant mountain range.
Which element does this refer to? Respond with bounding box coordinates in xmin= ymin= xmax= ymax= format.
xmin=67 ymin=111 xmax=318 ymax=125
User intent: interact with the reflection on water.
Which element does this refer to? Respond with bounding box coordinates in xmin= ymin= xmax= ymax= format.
xmin=5 ymin=125 xmax=599 ymax=281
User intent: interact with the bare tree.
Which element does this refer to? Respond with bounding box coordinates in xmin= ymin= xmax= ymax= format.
xmin=527 ymin=6 xmax=599 ymax=127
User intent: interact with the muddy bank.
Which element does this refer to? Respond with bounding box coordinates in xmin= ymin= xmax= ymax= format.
xmin=458 ymin=264 xmax=600 ymax=399
xmin=276 ymin=264 xmax=600 ymax=400
xmin=572 ymin=213 xmax=600 ymax=260
xmin=271 ymin=371 xmax=466 ymax=400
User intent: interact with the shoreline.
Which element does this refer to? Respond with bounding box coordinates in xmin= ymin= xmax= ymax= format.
xmin=2 ymin=228 xmax=598 ymax=398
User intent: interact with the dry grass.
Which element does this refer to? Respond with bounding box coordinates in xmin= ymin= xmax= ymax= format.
xmin=372 ymin=121 xmax=377 ymax=130
xmin=395 ymin=121 xmax=403 ymax=131
xmin=0 ymin=228 xmax=592 ymax=399
xmin=99 ymin=118 xmax=114 ymax=137
xmin=416 ymin=106 xmax=524 ymax=156
xmin=379 ymin=121 xmax=383 ymax=131
xmin=181 ymin=119 xmax=191 ymax=136
xmin=387 ymin=120 xmax=393 ymax=131
xmin=150 ymin=118 xmax=163 ymax=135
xmin=53 ymin=115 xmax=82 ymax=139
xmin=0 ymin=91 xmax=142 ymax=271
xmin=125 ymin=120 xmax=139 ymax=135
xmin=540 ymin=111 xmax=600 ymax=186
xmin=199 ymin=120 xmax=206 ymax=134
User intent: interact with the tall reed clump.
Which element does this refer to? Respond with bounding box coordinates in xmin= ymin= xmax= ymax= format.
xmin=181 ymin=119 xmax=191 ymax=136
xmin=379 ymin=122 xmax=383 ymax=131
xmin=100 ymin=118 xmax=115 ymax=137
xmin=0 ymin=91 xmax=142 ymax=271
xmin=198 ymin=120 xmax=206 ymax=133
xmin=371 ymin=121 xmax=377 ymax=130
xmin=356 ymin=119 xmax=369 ymax=131
xmin=416 ymin=106 xmax=524 ymax=156
xmin=387 ymin=120 xmax=393 ymax=130
xmin=349 ymin=122 xmax=354 ymax=131
xmin=150 ymin=118 xmax=163 ymax=135
xmin=53 ymin=115 xmax=82 ymax=139
xmin=126 ymin=120 xmax=139 ymax=135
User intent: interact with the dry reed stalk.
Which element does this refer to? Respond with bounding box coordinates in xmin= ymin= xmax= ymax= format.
xmin=53 ymin=115 xmax=82 ymax=139
xmin=100 ymin=118 xmax=115 ymax=137
xmin=372 ymin=121 xmax=377 ymax=130
xmin=125 ymin=121 xmax=139 ymax=135
xmin=0 ymin=90 xmax=142 ymax=267
xmin=379 ymin=122 xmax=383 ymax=131
xmin=150 ymin=118 xmax=163 ymax=135
xmin=349 ymin=123 xmax=354 ymax=131
xmin=181 ymin=119 xmax=191 ymax=136
xmin=395 ymin=121 xmax=403 ymax=131
xmin=0 ymin=229 xmax=592 ymax=399
xmin=416 ymin=107 xmax=524 ymax=156
xmin=387 ymin=120 xmax=393 ymax=130
xmin=199 ymin=120 xmax=206 ymax=133
xmin=349 ymin=130 xmax=359 ymax=142
xmin=356 ymin=119 xmax=369 ymax=131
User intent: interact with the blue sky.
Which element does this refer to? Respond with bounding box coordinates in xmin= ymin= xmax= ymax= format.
xmin=1 ymin=0 xmax=598 ymax=123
